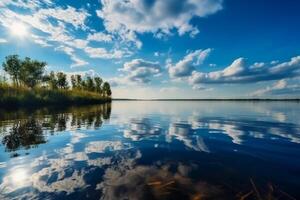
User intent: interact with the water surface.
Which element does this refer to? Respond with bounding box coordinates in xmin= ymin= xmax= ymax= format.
xmin=0 ymin=101 xmax=299 ymax=199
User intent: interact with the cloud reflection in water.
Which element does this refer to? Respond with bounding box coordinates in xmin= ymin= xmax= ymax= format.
xmin=0 ymin=102 xmax=300 ymax=199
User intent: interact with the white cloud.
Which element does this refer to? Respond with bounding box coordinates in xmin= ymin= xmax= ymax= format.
xmin=0 ymin=0 xmax=52 ymax=10
xmin=66 ymin=39 xmax=89 ymax=49
xmin=0 ymin=4 xmax=92 ymax=65
xmin=31 ymin=34 xmax=52 ymax=47
xmin=84 ymin=46 xmax=131 ymax=59
xmin=251 ymin=79 xmax=300 ymax=96
xmin=168 ymin=49 xmax=212 ymax=78
xmin=37 ymin=6 xmax=90 ymax=29
xmin=192 ymin=85 xmax=212 ymax=91
xmin=189 ymin=56 xmax=300 ymax=85
xmin=0 ymin=1 xmax=130 ymax=68
xmin=70 ymin=55 xmax=89 ymax=67
xmin=0 ymin=38 xmax=7 ymax=43
xmin=87 ymin=32 xmax=113 ymax=42
xmin=55 ymin=46 xmax=88 ymax=67
xmin=111 ymin=59 xmax=162 ymax=85
xmin=97 ymin=0 xmax=223 ymax=47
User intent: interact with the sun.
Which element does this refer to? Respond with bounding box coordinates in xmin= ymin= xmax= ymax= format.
xmin=9 ymin=22 xmax=28 ymax=38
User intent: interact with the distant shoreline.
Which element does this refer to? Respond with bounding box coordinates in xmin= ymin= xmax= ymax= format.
xmin=113 ymin=98 xmax=300 ymax=101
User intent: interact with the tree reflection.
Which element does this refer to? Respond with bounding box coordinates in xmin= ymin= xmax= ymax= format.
xmin=2 ymin=118 xmax=45 ymax=152
xmin=0 ymin=103 xmax=112 ymax=153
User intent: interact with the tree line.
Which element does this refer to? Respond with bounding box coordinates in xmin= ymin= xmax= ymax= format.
xmin=1 ymin=55 xmax=111 ymax=97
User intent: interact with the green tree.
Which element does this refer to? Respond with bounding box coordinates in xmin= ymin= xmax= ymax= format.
xmin=81 ymin=79 xmax=87 ymax=90
xmin=86 ymin=76 xmax=95 ymax=91
xmin=75 ymin=75 xmax=82 ymax=89
xmin=0 ymin=72 xmax=7 ymax=84
xmin=19 ymin=57 xmax=46 ymax=88
xmin=48 ymin=71 xmax=58 ymax=89
xmin=94 ymin=77 xmax=103 ymax=93
xmin=71 ymin=75 xmax=76 ymax=89
xmin=56 ymin=72 xmax=68 ymax=89
xmin=102 ymin=82 xmax=112 ymax=97
xmin=2 ymin=55 xmax=22 ymax=86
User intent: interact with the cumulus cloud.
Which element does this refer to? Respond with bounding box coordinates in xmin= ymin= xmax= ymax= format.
xmin=87 ymin=32 xmax=113 ymax=42
xmin=111 ymin=59 xmax=162 ymax=85
xmin=251 ymin=79 xmax=300 ymax=96
xmin=97 ymin=0 xmax=223 ymax=47
xmin=167 ymin=49 xmax=300 ymax=93
xmin=189 ymin=56 xmax=300 ymax=85
xmin=168 ymin=49 xmax=212 ymax=78
xmin=84 ymin=46 xmax=131 ymax=59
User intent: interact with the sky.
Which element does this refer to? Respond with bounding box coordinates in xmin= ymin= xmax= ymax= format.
xmin=0 ymin=0 xmax=300 ymax=99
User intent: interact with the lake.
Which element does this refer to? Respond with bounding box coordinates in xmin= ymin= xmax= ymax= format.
xmin=0 ymin=101 xmax=299 ymax=200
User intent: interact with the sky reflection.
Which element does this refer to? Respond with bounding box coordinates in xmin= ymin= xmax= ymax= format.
xmin=0 ymin=101 xmax=299 ymax=199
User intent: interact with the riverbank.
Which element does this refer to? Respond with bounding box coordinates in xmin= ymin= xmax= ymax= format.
xmin=0 ymin=84 xmax=111 ymax=107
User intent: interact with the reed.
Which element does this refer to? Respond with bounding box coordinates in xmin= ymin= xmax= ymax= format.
xmin=0 ymin=84 xmax=111 ymax=107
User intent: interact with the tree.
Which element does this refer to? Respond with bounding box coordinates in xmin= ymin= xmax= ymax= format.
xmin=56 ymin=72 xmax=68 ymax=89
xmin=19 ymin=57 xmax=46 ymax=88
xmin=0 ymin=72 xmax=7 ymax=84
xmin=94 ymin=77 xmax=103 ymax=93
xmin=2 ymin=55 xmax=22 ymax=86
xmin=86 ymin=76 xmax=95 ymax=91
xmin=75 ymin=75 xmax=82 ymax=89
xmin=48 ymin=71 xmax=58 ymax=89
xmin=81 ymin=79 xmax=87 ymax=90
xmin=102 ymin=82 xmax=112 ymax=97
xmin=71 ymin=75 xmax=76 ymax=89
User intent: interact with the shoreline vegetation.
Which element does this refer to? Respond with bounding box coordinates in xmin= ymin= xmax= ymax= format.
xmin=0 ymin=55 xmax=111 ymax=107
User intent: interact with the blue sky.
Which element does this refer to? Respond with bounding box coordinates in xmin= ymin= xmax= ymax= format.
xmin=0 ymin=0 xmax=300 ymax=98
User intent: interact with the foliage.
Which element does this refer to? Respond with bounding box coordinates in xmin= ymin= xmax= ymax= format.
xmin=19 ymin=57 xmax=46 ymax=88
xmin=94 ymin=77 xmax=103 ymax=93
xmin=102 ymin=82 xmax=112 ymax=97
xmin=56 ymin=72 xmax=68 ymax=89
xmin=86 ymin=76 xmax=95 ymax=91
xmin=0 ymin=55 xmax=112 ymax=107
xmin=2 ymin=55 xmax=22 ymax=86
xmin=0 ymin=84 xmax=111 ymax=107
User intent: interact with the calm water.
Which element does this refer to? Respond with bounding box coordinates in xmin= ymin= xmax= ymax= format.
xmin=0 ymin=101 xmax=299 ymax=200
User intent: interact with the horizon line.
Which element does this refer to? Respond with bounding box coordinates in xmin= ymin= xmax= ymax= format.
xmin=112 ymin=98 xmax=300 ymax=101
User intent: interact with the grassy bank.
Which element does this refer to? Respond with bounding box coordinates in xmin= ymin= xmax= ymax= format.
xmin=0 ymin=84 xmax=111 ymax=107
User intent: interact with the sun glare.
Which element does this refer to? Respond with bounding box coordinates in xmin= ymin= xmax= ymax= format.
xmin=9 ymin=22 xmax=28 ymax=38
xmin=5 ymin=167 xmax=30 ymax=190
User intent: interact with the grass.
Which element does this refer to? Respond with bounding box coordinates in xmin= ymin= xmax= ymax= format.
xmin=0 ymin=83 xmax=111 ymax=107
